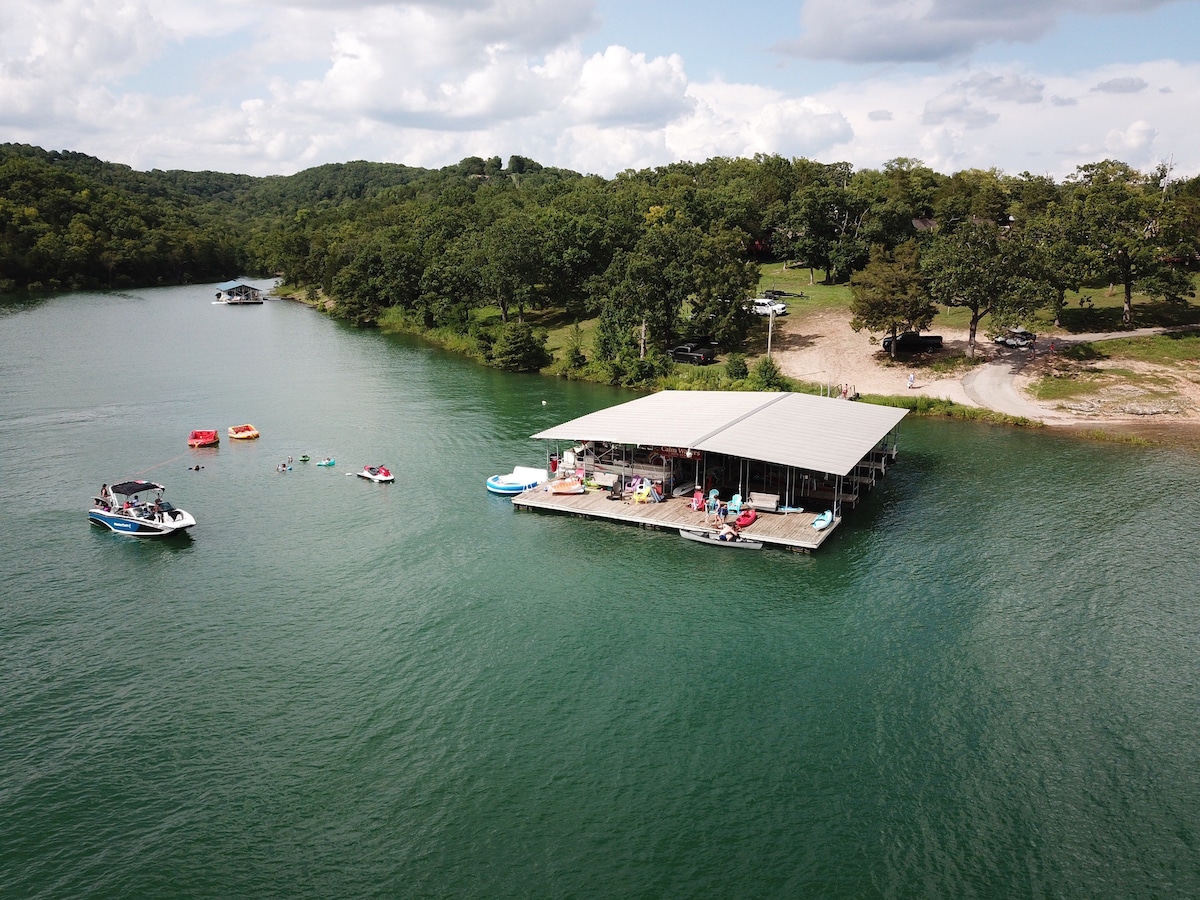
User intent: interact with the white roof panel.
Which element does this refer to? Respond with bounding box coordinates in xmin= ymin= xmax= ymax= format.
xmin=532 ymin=391 xmax=906 ymax=477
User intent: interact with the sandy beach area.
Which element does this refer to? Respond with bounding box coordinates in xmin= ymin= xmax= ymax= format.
xmin=769 ymin=309 xmax=1200 ymax=438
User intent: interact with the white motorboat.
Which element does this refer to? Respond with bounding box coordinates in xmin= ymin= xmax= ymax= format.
xmin=88 ymin=480 xmax=196 ymax=537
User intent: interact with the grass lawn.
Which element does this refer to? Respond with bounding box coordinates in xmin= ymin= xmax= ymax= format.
xmin=1062 ymin=331 xmax=1200 ymax=366
xmin=757 ymin=263 xmax=852 ymax=312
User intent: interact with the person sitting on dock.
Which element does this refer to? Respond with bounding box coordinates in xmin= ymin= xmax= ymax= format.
xmin=717 ymin=522 xmax=740 ymax=542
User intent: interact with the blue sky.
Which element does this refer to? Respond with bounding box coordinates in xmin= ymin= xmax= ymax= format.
xmin=2 ymin=0 xmax=1198 ymax=180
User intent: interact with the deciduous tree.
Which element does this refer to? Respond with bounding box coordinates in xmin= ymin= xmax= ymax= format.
xmin=849 ymin=240 xmax=933 ymax=356
xmin=922 ymin=221 xmax=1053 ymax=357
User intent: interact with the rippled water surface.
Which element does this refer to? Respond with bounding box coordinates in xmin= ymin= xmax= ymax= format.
xmin=2 ymin=285 xmax=1199 ymax=897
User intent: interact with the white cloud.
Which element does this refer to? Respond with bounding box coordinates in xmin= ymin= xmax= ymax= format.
xmin=813 ymin=60 xmax=1198 ymax=176
xmin=0 ymin=0 xmax=169 ymax=127
xmin=675 ymin=82 xmax=853 ymax=162
xmin=1 ymin=0 xmax=1198 ymax=183
xmin=566 ymin=46 xmax=691 ymax=126
xmin=1105 ymin=119 xmax=1157 ymax=157
xmin=782 ymin=0 xmax=1184 ymax=64
xmin=1092 ymin=76 xmax=1148 ymax=93
xmin=922 ymin=94 xmax=999 ymax=129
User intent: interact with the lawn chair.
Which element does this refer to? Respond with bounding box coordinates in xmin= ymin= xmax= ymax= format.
xmin=690 ymin=487 xmax=705 ymax=511
xmin=727 ymin=493 xmax=743 ymax=517
xmin=704 ymin=489 xmax=721 ymax=520
xmin=632 ymin=482 xmax=654 ymax=503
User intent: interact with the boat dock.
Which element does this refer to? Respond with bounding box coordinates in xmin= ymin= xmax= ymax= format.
xmin=521 ymin=390 xmax=909 ymax=552
xmin=511 ymin=487 xmax=839 ymax=552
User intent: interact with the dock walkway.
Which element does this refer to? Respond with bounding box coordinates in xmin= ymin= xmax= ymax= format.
xmin=511 ymin=487 xmax=838 ymax=551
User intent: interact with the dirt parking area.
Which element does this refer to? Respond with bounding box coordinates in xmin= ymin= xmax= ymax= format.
xmin=767 ymin=310 xmax=1200 ymax=432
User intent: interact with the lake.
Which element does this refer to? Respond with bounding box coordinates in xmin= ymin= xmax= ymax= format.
xmin=2 ymin=284 xmax=1199 ymax=897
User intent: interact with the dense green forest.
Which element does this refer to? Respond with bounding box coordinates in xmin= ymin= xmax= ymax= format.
xmin=3 ymin=142 xmax=1198 ymax=384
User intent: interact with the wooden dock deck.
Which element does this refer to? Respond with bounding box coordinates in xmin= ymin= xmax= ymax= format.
xmin=511 ymin=487 xmax=839 ymax=551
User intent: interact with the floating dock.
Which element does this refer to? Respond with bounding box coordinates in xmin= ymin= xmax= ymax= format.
xmin=521 ymin=390 xmax=908 ymax=551
xmin=511 ymin=487 xmax=839 ymax=552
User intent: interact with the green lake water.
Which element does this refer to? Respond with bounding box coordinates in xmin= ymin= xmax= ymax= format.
xmin=2 ymin=284 xmax=1200 ymax=897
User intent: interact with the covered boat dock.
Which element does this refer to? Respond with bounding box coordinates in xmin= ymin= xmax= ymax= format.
xmin=512 ymin=390 xmax=908 ymax=551
xmin=215 ymin=281 xmax=265 ymax=304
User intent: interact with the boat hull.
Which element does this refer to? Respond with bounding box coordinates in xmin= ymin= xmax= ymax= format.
xmin=679 ymin=528 xmax=763 ymax=550
xmin=88 ymin=508 xmax=196 ymax=537
xmin=228 ymin=425 xmax=259 ymax=440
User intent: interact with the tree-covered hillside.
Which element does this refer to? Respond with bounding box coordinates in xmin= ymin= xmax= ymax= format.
xmin=0 ymin=144 xmax=442 ymax=292
xmin=3 ymin=143 xmax=1197 ymax=384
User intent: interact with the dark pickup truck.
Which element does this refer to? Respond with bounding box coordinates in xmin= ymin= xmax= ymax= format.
xmin=670 ymin=342 xmax=716 ymax=365
xmin=882 ymin=331 xmax=944 ymax=352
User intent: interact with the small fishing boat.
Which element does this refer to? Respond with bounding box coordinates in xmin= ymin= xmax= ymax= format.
xmin=486 ymin=466 xmax=547 ymax=495
xmin=357 ymin=465 xmax=394 ymax=483
xmin=228 ymin=424 xmax=259 ymax=440
xmin=679 ymin=529 xmax=763 ymax=550
xmin=187 ymin=429 xmax=219 ymax=448
xmin=811 ymin=510 xmax=833 ymax=530
xmin=316 ymin=457 xmax=336 ymax=467
xmin=89 ymin=480 xmax=196 ymax=537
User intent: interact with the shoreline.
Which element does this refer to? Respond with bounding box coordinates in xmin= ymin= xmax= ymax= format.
xmin=276 ymin=282 xmax=1200 ymax=448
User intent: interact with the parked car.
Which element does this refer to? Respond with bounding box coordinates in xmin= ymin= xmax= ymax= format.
xmin=994 ymin=327 xmax=1036 ymax=348
xmin=750 ymin=297 xmax=788 ymax=316
xmin=882 ymin=331 xmax=944 ymax=352
xmin=670 ymin=342 xmax=716 ymax=365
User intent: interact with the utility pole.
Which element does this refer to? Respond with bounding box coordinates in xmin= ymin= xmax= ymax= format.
xmin=767 ymin=309 xmax=775 ymax=359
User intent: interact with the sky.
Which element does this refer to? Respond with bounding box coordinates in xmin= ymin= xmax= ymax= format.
xmin=3 ymin=0 xmax=1200 ymax=181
